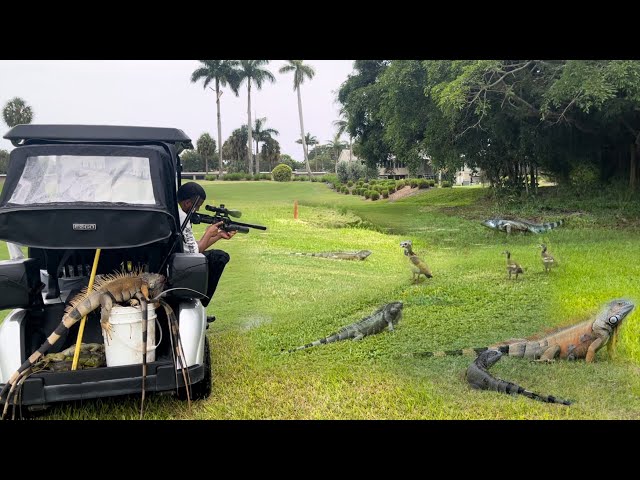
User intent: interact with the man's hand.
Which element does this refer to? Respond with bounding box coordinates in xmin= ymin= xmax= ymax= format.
xmin=205 ymin=221 xmax=237 ymax=243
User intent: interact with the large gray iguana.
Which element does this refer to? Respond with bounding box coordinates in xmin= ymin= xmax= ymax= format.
xmin=290 ymin=250 xmax=372 ymax=260
xmin=466 ymin=349 xmax=572 ymax=405
xmin=284 ymin=302 xmax=403 ymax=353
xmin=410 ymin=299 xmax=635 ymax=363
xmin=482 ymin=218 xmax=564 ymax=234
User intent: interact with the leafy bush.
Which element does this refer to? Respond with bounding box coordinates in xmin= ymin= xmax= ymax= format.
xmin=382 ymin=189 xmax=389 ymax=198
xmin=223 ymin=173 xmax=245 ymax=181
xmin=348 ymin=162 xmax=366 ymax=182
xmin=370 ymin=192 xmax=380 ymax=200
xmin=418 ymin=179 xmax=429 ymax=189
xmin=396 ymin=180 xmax=405 ymax=189
xmin=387 ymin=185 xmax=396 ymax=193
xmin=347 ymin=181 xmax=354 ymax=187
xmin=364 ymin=190 xmax=371 ymax=199
xmin=570 ymin=164 xmax=600 ymax=195
xmin=337 ymin=161 xmax=349 ymax=183
xmin=441 ymin=181 xmax=452 ymax=188
xmin=272 ymin=164 xmax=293 ymax=182
xmin=321 ymin=173 xmax=338 ymax=184
xmin=204 ymin=175 xmax=217 ymax=181
xmin=409 ymin=178 xmax=419 ymax=188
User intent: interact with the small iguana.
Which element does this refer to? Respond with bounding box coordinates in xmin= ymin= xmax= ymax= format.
xmin=284 ymin=302 xmax=403 ymax=353
xmin=539 ymin=243 xmax=556 ymax=273
xmin=482 ymin=218 xmax=564 ymax=234
xmin=410 ymin=299 xmax=634 ymax=363
xmin=33 ymin=343 xmax=106 ymax=372
xmin=503 ymin=250 xmax=524 ymax=280
xmin=466 ymin=349 xmax=572 ymax=405
xmin=290 ymin=250 xmax=372 ymax=260
xmin=400 ymin=240 xmax=432 ymax=283
xmin=0 ymin=270 xmax=166 ymax=419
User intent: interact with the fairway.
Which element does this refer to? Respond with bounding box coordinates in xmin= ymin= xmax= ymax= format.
xmin=1 ymin=181 xmax=639 ymax=419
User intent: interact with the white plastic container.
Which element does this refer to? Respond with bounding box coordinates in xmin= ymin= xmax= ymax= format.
xmin=102 ymin=304 xmax=161 ymax=367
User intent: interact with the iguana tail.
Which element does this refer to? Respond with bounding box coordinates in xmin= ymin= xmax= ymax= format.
xmin=0 ymin=290 xmax=103 ymax=407
xmin=285 ymin=330 xmax=349 ymax=353
xmin=530 ymin=219 xmax=565 ymax=233
xmin=410 ymin=345 xmax=510 ymax=358
xmin=466 ymin=350 xmax=572 ymax=405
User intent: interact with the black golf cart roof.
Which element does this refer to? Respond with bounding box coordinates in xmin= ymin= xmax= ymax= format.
xmin=4 ymin=124 xmax=194 ymax=152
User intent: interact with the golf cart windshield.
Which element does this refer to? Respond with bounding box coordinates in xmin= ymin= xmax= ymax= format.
xmin=9 ymin=155 xmax=156 ymax=205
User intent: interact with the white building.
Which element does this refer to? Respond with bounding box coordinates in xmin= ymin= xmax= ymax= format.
xmin=455 ymin=165 xmax=482 ymax=186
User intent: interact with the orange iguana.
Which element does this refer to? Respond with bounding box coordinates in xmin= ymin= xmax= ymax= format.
xmin=0 ymin=271 xmax=166 ymax=419
xmin=410 ymin=299 xmax=635 ymax=363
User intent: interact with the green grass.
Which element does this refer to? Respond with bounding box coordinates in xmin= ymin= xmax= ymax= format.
xmin=2 ymin=181 xmax=640 ymax=419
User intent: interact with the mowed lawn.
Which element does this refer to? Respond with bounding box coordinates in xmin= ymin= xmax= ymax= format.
xmin=1 ymin=180 xmax=639 ymax=419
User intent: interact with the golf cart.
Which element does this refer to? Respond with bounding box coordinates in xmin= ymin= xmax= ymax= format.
xmin=0 ymin=124 xmax=212 ymax=411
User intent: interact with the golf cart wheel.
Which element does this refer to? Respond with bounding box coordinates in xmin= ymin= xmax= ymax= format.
xmin=178 ymin=336 xmax=212 ymax=401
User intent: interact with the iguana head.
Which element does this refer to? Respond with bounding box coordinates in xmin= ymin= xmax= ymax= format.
xmin=476 ymin=349 xmax=503 ymax=369
xmin=593 ymin=299 xmax=635 ymax=335
xmin=357 ymin=250 xmax=372 ymax=259
xmin=481 ymin=219 xmax=500 ymax=230
xmin=141 ymin=273 xmax=166 ymax=299
xmin=385 ymin=301 xmax=404 ymax=325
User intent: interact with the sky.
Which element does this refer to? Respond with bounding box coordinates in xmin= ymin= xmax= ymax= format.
xmin=0 ymin=60 xmax=355 ymax=160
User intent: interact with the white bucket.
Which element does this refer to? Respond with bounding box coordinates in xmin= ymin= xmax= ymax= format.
xmin=102 ymin=304 xmax=162 ymax=367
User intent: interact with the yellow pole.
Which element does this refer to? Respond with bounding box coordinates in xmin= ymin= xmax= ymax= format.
xmin=71 ymin=248 xmax=101 ymax=370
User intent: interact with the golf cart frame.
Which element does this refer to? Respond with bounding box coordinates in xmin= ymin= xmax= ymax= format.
xmin=0 ymin=125 xmax=212 ymax=409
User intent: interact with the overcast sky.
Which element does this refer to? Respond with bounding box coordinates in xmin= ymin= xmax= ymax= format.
xmin=0 ymin=60 xmax=355 ymax=161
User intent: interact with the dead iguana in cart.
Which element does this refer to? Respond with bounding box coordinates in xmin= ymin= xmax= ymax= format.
xmin=283 ymin=302 xmax=403 ymax=353
xmin=0 ymin=270 xmax=166 ymax=419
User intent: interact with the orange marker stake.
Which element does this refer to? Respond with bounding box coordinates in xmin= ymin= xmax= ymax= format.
xmin=294 ymin=199 xmax=298 ymax=219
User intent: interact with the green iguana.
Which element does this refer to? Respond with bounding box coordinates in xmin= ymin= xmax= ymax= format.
xmin=503 ymin=250 xmax=524 ymax=280
xmin=482 ymin=218 xmax=565 ymax=234
xmin=284 ymin=302 xmax=403 ymax=353
xmin=539 ymin=244 xmax=556 ymax=273
xmin=290 ymin=250 xmax=372 ymax=260
xmin=0 ymin=270 xmax=166 ymax=419
xmin=466 ymin=349 xmax=572 ymax=405
xmin=33 ymin=343 xmax=106 ymax=372
xmin=410 ymin=299 xmax=634 ymax=363
xmin=400 ymin=240 xmax=432 ymax=283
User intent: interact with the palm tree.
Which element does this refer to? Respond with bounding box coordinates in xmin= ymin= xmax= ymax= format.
xmin=326 ymin=133 xmax=347 ymax=174
xmin=196 ymin=133 xmax=217 ymax=175
xmin=236 ymin=61 xmax=276 ymax=175
xmin=333 ymin=108 xmax=353 ymax=165
xmin=279 ymin=60 xmax=316 ymax=179
xmin=190 ymin=60 xmax=240 ymax=178
xmin=2 ymin=97 xmax=34 ymax=128
xmin=252 ymin=117 xmax=279 ymax=175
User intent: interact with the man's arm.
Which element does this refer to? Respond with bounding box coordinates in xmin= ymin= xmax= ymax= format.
xmin=197 ymin=221 xmax=237 ymax=253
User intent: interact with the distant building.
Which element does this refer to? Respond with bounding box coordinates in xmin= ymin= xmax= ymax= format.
xmin=454 ymin=165 xmax=482 ymax=186
xmin=338 ymin=149 xmax=435 ymax=179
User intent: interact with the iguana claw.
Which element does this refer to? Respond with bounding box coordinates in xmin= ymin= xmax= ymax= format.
xmin=101 ymin=321 xmax=114 ymax=343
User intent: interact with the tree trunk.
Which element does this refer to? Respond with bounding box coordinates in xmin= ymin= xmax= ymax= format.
xmin=297 ymin=86 xmax=312 ymax=180
xmin=216 ymin=80 xmax=223 ymax=179
xmin=247 ymin=82 xmax=253 ymax=175
xmin=530 ymin=163 xmax=535 ymax=192
xmin=631 ymin=143 xmax=637 ymax=190
xmin=255 ymin=139 xmax=260 ymax=176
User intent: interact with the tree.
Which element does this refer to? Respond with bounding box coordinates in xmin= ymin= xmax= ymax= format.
xmin=296 ymin=132 xmax=318 ymax=157
xmin=2 ymin=97 xmax=33 ymax=128
xmin=252 ymin=117 xmax=279 ymax=174
xmin=180 ymin=150 xmax=204 ymax=172
xmin=279 ymin=60 xmax=316 ymax=179
xmin=236 ymin=61 xmax=276 ymax=175
xmin=260 ymin=137 xmax=281 ymax=172
xmin=333 ymin=108 xmax=353 ymax=165
xmin=190 ymin=60 xmax=240 ymax=178
xmin=326 ymin=133 xmax=347 ymax=173
xmin=222 ymin=126 xmax=249 ymax=173
xmin=196 ymin=133 xmax=217 ymax=175
xmin=278 ymin=154 xmax=303 ymax=170
xmin=0 ymin=149 xmax=9 ymax=174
